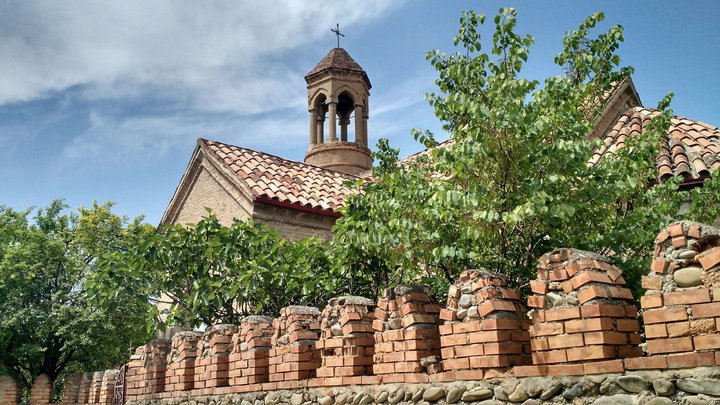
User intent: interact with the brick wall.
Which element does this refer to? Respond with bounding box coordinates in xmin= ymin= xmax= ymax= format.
xmin=268 ymin=306 xmax=322 ymax=386
xmin=165 ymin=331 xmax=203 ymax=392
xmin=61 ymin=220 xmax=720 ymax=404
xmin=641 ymin=221 xmax=720 ymax=365
xmin=439 ymin=269 xmax=531 ymax=380
xmin=60 ymin=373 xmax=82 ymax=405
xmin=372 ymin=285 xmax=441 ymax=382
xmin=229 ymin=316 xmax=274 ymax=387
xmin=316 ymin=296 xmax=375 ymax=382
xmin=194 ymin=324 xmax=237 ymax=390
xmin=525 ymin=248 xmax=641 ymax=374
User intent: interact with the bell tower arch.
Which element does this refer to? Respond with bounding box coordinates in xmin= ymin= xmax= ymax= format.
xmin=304 ymin=48 xmax=372 ymax=175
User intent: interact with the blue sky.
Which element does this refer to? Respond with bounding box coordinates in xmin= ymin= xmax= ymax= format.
xmin=1 ymin=1 xmax=719 ymax=224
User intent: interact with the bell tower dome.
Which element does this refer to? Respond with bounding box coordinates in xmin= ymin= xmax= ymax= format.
xmin=304 ymin=48 xmax=372 ymax=175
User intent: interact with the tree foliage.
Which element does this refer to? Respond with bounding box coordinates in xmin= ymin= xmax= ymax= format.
xmin=0 ymin=200 xmax=154 ymax=392
xmin=332 ymin=8 xmax=714 ymax=298
xmin=92 ymin=214 xmax=371 ymax=330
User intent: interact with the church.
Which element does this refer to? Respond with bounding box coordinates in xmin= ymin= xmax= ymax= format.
xmin=160 ymin=47 xmax=720 ymax=239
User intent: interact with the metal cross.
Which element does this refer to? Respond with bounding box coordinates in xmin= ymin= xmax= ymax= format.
xmin=331 ymin=23 xmax=344 ymax=48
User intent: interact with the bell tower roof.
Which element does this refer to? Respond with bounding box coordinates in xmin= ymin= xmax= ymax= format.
xmin=304 ymin=48 xmax=371 ymax=89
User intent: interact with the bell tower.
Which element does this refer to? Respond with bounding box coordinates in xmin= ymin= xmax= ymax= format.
xmin=304 ymin=47 xmax=372 ymax=175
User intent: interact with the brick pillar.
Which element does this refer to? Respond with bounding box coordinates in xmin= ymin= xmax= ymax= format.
xmin=124 ymin=347 xmax=145 ymax=401
xmin=229 ymin=316 xmax=274 ymax=386
xmin=316 ymin=296 xmax=375 ymax=381
xmin=372 ymin=285 xmax=441 ymax=382
xmin=268 ymin=306 xmax=321 ymax=387
xmin=88 ymin=371 xmax=105 ymax=404
xmin=61 ymin=373 xmax=82 ymax=405
xmin=98 ymin=370 xmax=118 ymax=405
xmin=527 ymin=248 xmax=641 ymax=369
xmin=439 ymin=269 xmax=531 ymax=380
xmin=76 ymin=372 xmax=94 ymax=404
xmin=0 ymin=375 xmax=22 ymax=405
xmin=29 ymin=374 xmax=52 ymax=405
xmin=143 ymin=339 xmax=171 ymax=396
xmin=194 ymin=324 xmax=238 ymax=389
xmin=166 ymin=331 xmax=203 ymax=391
xmin=642 ymin=221 xmax=720 ymax=364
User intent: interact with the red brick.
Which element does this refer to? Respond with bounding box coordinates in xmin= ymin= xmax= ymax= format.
xmin=643 ymin=307 xmax=688 ymax=324
xmin=578 ymin=285 xmax=608 ymax=304
xmin=548 ymin=333 xmax=584 ymax=349
xmin=692 ymin=302 xmax=720 ymax=319
xmin=564 ymin=318 xmax=613 ymax=333
xmin=530 ymin=322 xmax=564 ymax=337
xmin=453 ymin=344 xmax=484 ymax=358
xmin=467 ymin=330 xmax=511 ymax=344
xmin=530 ymin=281 xmax=549 ymax=295
xmin=646 ymin=337 xmax=694 ymax=354
xmin=481 ymin=318 xmax=519 ymax=330
xmin=664 ymin=289 xmax=711 ymax=306
xmin=583 ymin=359 xmax=624 ymax=374
xmin=566 ymin=345 xmax=616 ymax=362
xmin=641 ymin=295 xmax=663 ymax=309
xmin=581 ymin=304 xmax=625 ymax=318
xmin=623 ymin=356 xmax=668 ymax=370
xmin=698 ymin=247 xmax=720 ymax=270
xmin=544 ymin=307 xmax=581 ymax=321
xmin=666 ymin=321 xmax=690 ymax=337
xmin=531 ymin=349 xmax=567 ymax=364
xmin=452 ymin=320 xmax=481 ymax=334
xmin=583 ymin=331 xmax=628 ymax=345
xmin=608 ymin=286 xmax=634 ymax=300
xmin=527 ymin=295 xmax=546 ymax=309
xmin=642 ymin=275 xmax=663 ymax=290
xmin=438 ymin=324 xmax=453 ymax=335
xmin=442 ymin=358 xmax=470 ymax=370
xmin=440 ymin=334 xmax=467 ymax=347
xmin=645 ymin=324 xmax=667 ymax=338
xmin=439 ymin=308 xmax=456 ymax=322
xmin=571 ymin=271 xmax=612 ymax=289
xmin=617 ymin=319 xmax=640 ymax=332
xmin=666 ymin=352 xmax=716 ymax=368
xmin=651 ymin=259 xmax=669 ymax=274
xmin=693 ymin=334 xmax=720 ymax=350
xmin=547 ymin=364 xmax=584 ymax=376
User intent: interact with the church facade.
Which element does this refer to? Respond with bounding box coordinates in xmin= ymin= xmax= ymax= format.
xmin=161 ymin=47 xmax=720 ymax=239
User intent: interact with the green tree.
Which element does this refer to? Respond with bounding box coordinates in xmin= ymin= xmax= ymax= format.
xmin=332 ymin=8 xmax=712 ymax=298
xmin=92 ymin=214 xmax=368 ymax=330
xmin=0 ymin=200 xmax=154 ymax=394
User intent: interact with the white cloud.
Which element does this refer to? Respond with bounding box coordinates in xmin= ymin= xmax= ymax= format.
xmin=0 ymin=1 xmax=399 ymax=112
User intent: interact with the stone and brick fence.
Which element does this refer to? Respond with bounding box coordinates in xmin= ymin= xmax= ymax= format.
xmin=8 ymin=220 xmax=720 ymax=404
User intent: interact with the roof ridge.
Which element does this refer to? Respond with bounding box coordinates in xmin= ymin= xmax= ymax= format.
xmin=199 ymin=138 xmax=360 ymax=180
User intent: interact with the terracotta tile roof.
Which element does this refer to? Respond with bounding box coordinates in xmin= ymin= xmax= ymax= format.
xmin=305 ymin=48 xmax=371 ymax=88
xmin=201 ymin=139 xmax=359 ymax=212
xmin=589 ymin=107 xmax=720 ymax=181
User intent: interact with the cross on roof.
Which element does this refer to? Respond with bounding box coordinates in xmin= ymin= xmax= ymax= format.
xmin=331 ymin=23 xmax=344 ymax=48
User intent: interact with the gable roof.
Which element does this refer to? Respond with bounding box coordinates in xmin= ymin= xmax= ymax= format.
xmin=201 ymin=139 xmax=359 ymax=212
xmin=589 ymin=107 xmax=720 ymax=181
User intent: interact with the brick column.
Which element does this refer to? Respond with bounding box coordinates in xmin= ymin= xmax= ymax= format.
xmin=372 ymin=285 xmax=441 ymax=383
xmin=144 ymin=339 xmax=171 ymax=395
xmin=642 ymin=221 xmax=720 ymax=366
xmin=76 ymin=372 xmax=94 ymax=404
xmin=268 ymin=306 xmax=321 ymax=387
xmin=0 ymin=375 xmax=22 ymax=405
xmin=124 ymin=348 xmax=145 ymax=401
xmin=166 ymin=331 xmax=203 ymax=392
xmin=88 ymin=371 xmax=104 ymax=404
xmin=194 ymin=324 xmax=238 ymax=389
xmin=316 ymin=296 xmax=375 ymax=382
xmin=439 ymin=269 xmax=531 ymax=380
xmin=61 ymin=373 xmax=82 ymax=405
xmin=526 ymin=248 xmax=640 ymax=373
xmin=29 ymin=374 xmax=52 ymax=405
xmin=98 ymin=370 xmax=118 ymax=404
xmin=229 ymin=316 xmax=274 ymax=386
